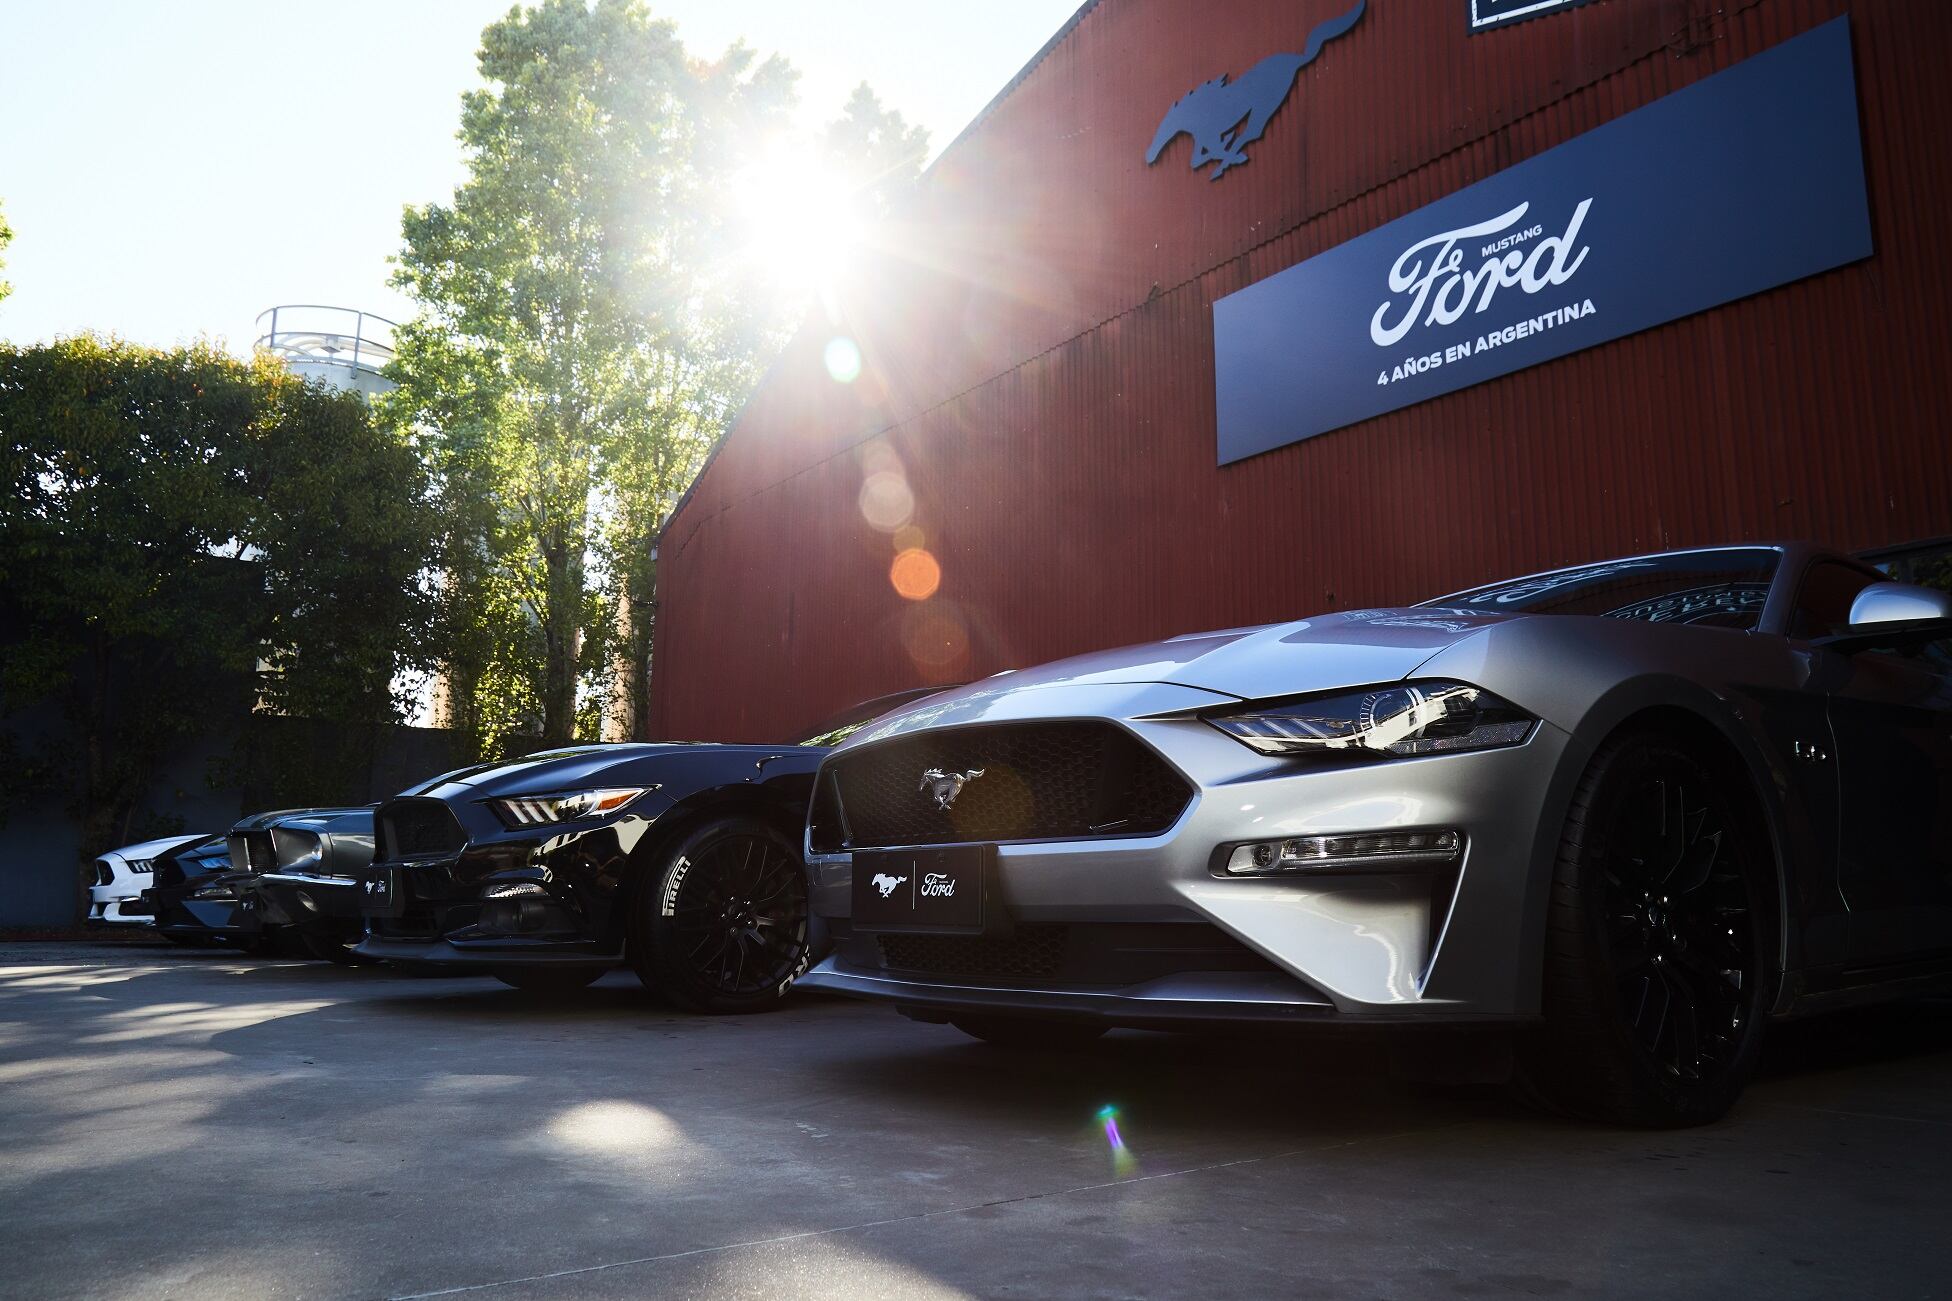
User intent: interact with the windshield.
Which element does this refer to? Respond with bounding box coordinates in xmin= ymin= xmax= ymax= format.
xmin=1426 ymin=548 xmax=1781 ymax=629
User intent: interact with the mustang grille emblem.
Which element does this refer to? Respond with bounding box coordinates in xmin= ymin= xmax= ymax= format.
xmin=919 ymin=767 xmax=986 ymax=811
xmin=1146 ymin=0 xmax=1364 ymax=181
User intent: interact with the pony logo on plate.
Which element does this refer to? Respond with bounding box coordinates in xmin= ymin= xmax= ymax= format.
xmin=870 ymin=873 xmax=906 ymax=899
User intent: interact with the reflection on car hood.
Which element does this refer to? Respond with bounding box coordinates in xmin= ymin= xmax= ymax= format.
xmin=105 ymin=834 xmax=207 ymax=862
xmin=229 ymin=805 xmax=373 ymax=834
xmin=847 ymin=608 xmax=1517 ymax=742
xmin=402 ymin=742 xmax=792 ymax=800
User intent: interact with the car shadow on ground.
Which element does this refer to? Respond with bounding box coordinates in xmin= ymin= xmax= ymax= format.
xmin=1757 ymin=995 xmax=1952 ymax=1078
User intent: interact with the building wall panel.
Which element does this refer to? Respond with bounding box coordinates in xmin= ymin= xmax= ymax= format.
xmin=653 ymin=0 xmax=1952 ymax=742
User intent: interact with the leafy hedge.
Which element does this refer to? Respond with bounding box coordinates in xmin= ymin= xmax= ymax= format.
xmin=0 ymin=336 xmax=436 ymax=865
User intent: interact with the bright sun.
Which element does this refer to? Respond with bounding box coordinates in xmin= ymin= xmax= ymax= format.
xmin=730 ymin=147 xmax=868 ymax=294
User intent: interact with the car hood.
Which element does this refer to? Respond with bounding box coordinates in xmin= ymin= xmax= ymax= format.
xmin=229 ymin=805 xmax=373 ymax=834
xmin=402 ymin=742 xmax=794 ymax=801
xmin=843 ymin=608 xmax=1516 ymax=744
xmin=108 ymin=834 xmax=207 ymax=861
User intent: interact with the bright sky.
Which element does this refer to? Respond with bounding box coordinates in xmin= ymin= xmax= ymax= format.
xmin=0 ymin=0 xmax=1080 ymax=353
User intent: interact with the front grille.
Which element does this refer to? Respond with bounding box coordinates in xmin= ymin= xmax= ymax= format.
xmin=877 ymin=926 xmax=1069 ymax=979
xmin=378 ymin=799 xmax=467 ymax=860
xmin=817 ymin=721 xmax=1193 ymax=850
xmin=94 ymin=861 xmax=112 ymax=886
xmin=238 ymin=832 xmax=274 ymax=872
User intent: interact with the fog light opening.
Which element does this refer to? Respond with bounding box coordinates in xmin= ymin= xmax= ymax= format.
xmin=1223 ymin=830 xmax=1462 ymax=875
xmin=482 ymin=882 xmax=548 ymax=900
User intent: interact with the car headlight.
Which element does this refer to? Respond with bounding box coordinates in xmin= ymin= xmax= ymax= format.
xmin=492 ymin=787 xmax=650 ymax=827
xmin=1207 ymin=681 xmax=1534 ymax=759
xmin=272 ymin=828 xmax=325 ymax=875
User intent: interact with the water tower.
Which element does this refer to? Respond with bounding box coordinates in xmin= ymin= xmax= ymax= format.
xmin=254 ymin=304 xmax=398 ymax=398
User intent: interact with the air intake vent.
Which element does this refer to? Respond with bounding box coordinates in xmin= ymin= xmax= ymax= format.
xmin=378 ymin=799 xmax=467 ymax=861
xmin=877 ymin=926 xmax=1069 ymax=980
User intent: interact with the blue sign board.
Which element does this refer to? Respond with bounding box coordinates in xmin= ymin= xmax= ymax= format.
xmin=1467 ymin=0 xmax=1599 ymax=33
xmin=1212 ymin=16 xmax=1873 ymax=466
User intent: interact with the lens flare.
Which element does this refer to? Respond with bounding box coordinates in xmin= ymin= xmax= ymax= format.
xmin=1097 ymin=1105 xmax=1138 ymax=1175
xmin=858 ymin=470 xmax=914 ymax=532
xmin=899 ymin=600 xmax=970 ymax=673
xmin=824 ymin=336 xmax=863 ymax=383
xmin=731 ymin=148 xmax=866 ymax=293
xmin=889 ymin=547 xmax=941 ymax=601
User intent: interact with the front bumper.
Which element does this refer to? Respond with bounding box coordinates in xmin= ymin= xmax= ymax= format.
xmin=807 ymin=691 xmax=1573 ymax=1023
xmin=351 ymin=810 xmax=654 ymax=970
xmin=352 ymin=934 xmax=617 ymax=972
xmin=88 ymin=886 xmax=155 ymax=925
xmin=151 ymin=892 xmax=262 ymax=941
xmin=255 ymin=873 xmax=362 ymax=937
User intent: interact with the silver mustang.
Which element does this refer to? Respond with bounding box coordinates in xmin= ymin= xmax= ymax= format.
xmin=801 ymin=544 xmax=1952 ymax=1126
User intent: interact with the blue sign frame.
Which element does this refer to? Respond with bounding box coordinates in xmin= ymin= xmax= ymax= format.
xmin=1212 ymin=16 xmax=1873 ymax=466
xmin=1468 ymin=0 xmax=1600 ymax=33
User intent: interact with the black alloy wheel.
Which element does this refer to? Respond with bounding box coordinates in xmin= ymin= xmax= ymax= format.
xmin=1520 ymin=733 xmax=1769 ymax=1127
xmin=1602 ymin=773 xmax=1756 ymax=1084
xmin=630 ymin=817 xmax=811 ymax=1013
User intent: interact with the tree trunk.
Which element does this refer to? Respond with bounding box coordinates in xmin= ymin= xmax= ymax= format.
xmin=540 ymin=532 xmax=583 ymax=744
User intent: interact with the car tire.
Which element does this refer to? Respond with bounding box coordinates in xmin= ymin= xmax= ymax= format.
xmin=627 ymin=816 xmax=811 ymax=1014
xmin=1518 ymin=732 xmax=1770 ymax=1127
xmin=950 ymin=1016 xmax=1110 ymax=1050
xmin=490 ymin=967 xmax=604 ymax=993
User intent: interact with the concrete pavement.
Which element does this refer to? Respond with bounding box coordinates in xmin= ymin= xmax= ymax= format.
xmin=1 ymin=938 xmax=1947 ymax=1299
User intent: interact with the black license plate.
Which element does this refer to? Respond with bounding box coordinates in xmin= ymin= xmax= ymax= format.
xmin=853 ymin=846 xmax=994 ymax=934
xmin=359 ymin=867 xmax=404 ymax=918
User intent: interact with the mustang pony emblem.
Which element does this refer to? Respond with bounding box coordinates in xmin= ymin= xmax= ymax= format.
xmin=871 ymin=873 xmax=907 ymax=899
xmin=1146 ymin=0 xmax=1364 ymax=181
xmin=919 ymin=767 xmax=986 ymax=811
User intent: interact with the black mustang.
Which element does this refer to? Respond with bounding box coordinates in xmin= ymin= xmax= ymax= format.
xmin=233 ymin=806 xmax=376 ymax=964
xmin=355 ymin=690 xmax=948 ymax=1008
xmin=147 ymin=833 xmax=259 ymax=948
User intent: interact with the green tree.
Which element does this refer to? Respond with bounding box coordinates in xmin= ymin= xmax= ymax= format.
xmin=0 ymin=200 xmax=13 ymax=305
xmin=0 ymin=337 xmax=434 ymax=876
xmin=824 ymin=83 xmax=931 ymax=215
xmin=390 ymin=3 xmax=930 ymax=751
xmin=386 ymin=0 xmax=795 ymax=749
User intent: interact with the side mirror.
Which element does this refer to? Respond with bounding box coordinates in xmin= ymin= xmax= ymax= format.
xmin=1816 ymin=582 xmax=1952 ymax=654
xmin=1848 ymin=582 xmax=1952 ymax=628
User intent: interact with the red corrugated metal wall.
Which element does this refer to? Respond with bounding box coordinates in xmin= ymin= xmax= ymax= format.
xmin=651 ymin=0 xmax=1952 ymax=742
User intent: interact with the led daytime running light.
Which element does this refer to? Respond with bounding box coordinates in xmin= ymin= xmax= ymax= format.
xmin=494 ymin=787 xmax=649 ymax=827
xmin=1224 ymin=830 xmax=1462 ymax=875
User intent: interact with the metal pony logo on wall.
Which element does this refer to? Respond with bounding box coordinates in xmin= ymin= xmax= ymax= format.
xmin=1146 ymin=0 xmax=1366 ymax=180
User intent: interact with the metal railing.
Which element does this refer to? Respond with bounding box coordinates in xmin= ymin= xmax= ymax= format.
xmin=254 ymin=304 xmax=399 ymax=379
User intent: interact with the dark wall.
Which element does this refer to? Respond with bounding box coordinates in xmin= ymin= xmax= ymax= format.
xmin=0 ymin=719 xmax=471 ymax=929
xmin=651 ymin=0 xmax=1952 ymax=742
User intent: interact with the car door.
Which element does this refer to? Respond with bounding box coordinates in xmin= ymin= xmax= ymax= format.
xmin=1791 ymin=560 xmax=1952 ymax=965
